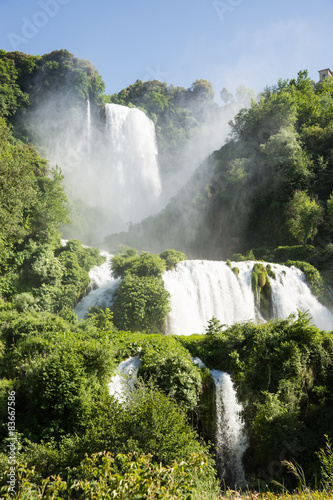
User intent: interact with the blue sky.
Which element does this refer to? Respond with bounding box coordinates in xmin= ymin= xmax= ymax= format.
xmin=1 ymin=0 xmax=333 ymax=101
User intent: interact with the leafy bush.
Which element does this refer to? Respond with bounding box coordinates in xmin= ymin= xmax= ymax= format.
xmin=272 ymin=245 xmax=317 ymax=263
xmin=110 ymin=247 xmax=139 ymax=278
xmin=251 ymin=263 xmax=272 ymax=320
xmin=317 ymin=435 xmax=333 ymax=491
xmin=112 ymin=274 xmax=170 ymax=333
xmin=139 ymin=339 xmax=202 ymax=411
xmin=159 ymin=249 xmax=187 ymax=270
xmin=128 ymin=252 xmax=166 ymax=277
xmin=0 ymin=450 xmax=218 ymax=500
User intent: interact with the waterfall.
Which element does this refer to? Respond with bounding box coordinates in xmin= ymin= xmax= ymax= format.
xmin=75 ymin=256 xmax=333 ymax=332
xmin=50 ymin=102 xmax=162 ymax=236
xmin=163 ymin=260 xmax=257 ymax=335
xmin=193 ymin=357 xmax=248 ymax=487
xmin=108 ymin=355 xmax=141 ymax=402
xmin=86 ymin=98 xmax=91 ymax=146
xmin=270 ymin=264 xmax=333 ymax=330
xmin=74 ymin=251 xmax=119 ymax=319
xmin=102 ymin=103 xmax=162 ymax=222
xmin=163 ymin=260 xmax=333 ymax=335
xmin=211 ymin=370 xmax=248 ymax=487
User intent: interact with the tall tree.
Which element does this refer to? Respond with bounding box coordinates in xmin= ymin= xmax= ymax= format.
xmin=286 ymin=191 xmax=323 ymax=245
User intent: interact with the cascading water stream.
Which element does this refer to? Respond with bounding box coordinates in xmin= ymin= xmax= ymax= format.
xmin=86 ymin=98 xmax=91 ymax=149
xmin=74 ymin=251 xmax=119 ymax=319
xmin=163 ymin=260 xmax=257 ymax=335
xmin=193 ymin=357 xmax=248 ymax=487
xmin=75 ymin=256 xmax=333 ymax=331
xmin=211 ymin=370 xmax=248 ymax=487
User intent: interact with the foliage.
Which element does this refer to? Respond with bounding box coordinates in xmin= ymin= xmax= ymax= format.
xmin=0 ymin=49 xmax=105 ymax=110
xmin=286 ymin=191 xmax=324 ymax=246
xmin=111 ymin=247 xmax=178 ymax=332
xmin=205 ymin=316 xmax=225 ymax=336
xmin=179 ymin=312 xmax=333 ymax=484
xmin=271 ymin=245 xmax=317 ymax=263
xmin=110 ymin=246 xmax=139 ymax=279
xmin=0 ymin=450 xmax=217 ymax=500
xmin=232 ymin=266 xmax=240 ymax=276
xmin=112 ymin=274 xmax=170 ymax=333
xmin=139 ymin=339 xmax=202 ymax=411
xmin=316 ymin=435 xmax=333 ymax=490
xmin=327 ymin=192 xmax=333 ymax=232
xmin=0 ymin=308 xmax=115 ymax=442
xmin=128 ymin=252 xmax=166 ymax=278
xmin=159 ymin=249 xmax=187 ymax=270
xmin=0 ymin=55 xmax=30 ymax=118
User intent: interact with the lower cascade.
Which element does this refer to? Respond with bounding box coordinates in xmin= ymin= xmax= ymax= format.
xmin=211 ymin=370 xmax=248 ymax=487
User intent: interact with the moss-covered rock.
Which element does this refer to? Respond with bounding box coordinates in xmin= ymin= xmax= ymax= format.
xmin=232 ymin=267 xmax=240 ymax=277
xmin=252 ymin=263 xmax=272 ymax=320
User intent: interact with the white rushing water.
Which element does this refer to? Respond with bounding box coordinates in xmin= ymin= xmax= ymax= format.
xmin=269 ymin=263 xmax=333 ymax=330
xmin=211 ymin=370 xmax=248 ymax=487
xmin=74 ymin=251 xmax=119 ymax=319
xmin=86 ymin=98 xmax=91 ymax=147
xmin=51 ymin=103 xmax=162 ymax=235
xmin=108 ymin=355 xmax=141 ymax=402
xmin=103 ymin=103 xmax=161 ymax=221
xmin=75 ymin=256 xmax=333 ymax=331
xmin=163 ymin=260 xmax=333 ymax=335
xmin=163 ymin=260 xmax=257 ymax=335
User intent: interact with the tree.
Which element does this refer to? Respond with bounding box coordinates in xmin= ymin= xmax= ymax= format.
xmin=0 ymin=57 xmax=30 ymax=117
xmin=286 ymin=191 xmax=324 ymax=245
xmin=190 ymin=79 xmax=214 ymax=103
xmin=220 ymin=87 xmax=234 ymax=104
xmin=159 ymin=249 xmax=187 ymax=270
xmin=110 ymin=247 xmax=139 ymax=279
xmin=112 ymin=274 xmax=170 ymax=333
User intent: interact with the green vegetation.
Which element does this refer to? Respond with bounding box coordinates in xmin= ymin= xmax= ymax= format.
xmin=111 ymin=247 xmax=187 ymax=333
xmin=251 ymin=263 xmax=272 ymax=319
xmin=1 ymin=50 xmax=333 ymax=498
xmin=112 ymin=273 xmax=170 ymax=333
xmin=286 ymin=191 xmax=324 ymax=246
xmin=180 ymin=312 xmax=333 ymax=490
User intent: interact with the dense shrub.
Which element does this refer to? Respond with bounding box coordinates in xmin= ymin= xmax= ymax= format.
xmin=139 ymin=338 xmax=202 ymax=411
xmin=112 ymin=274 xmax=170 ymax=333
xmin=159 ymin=249 xmax=187 ymax=270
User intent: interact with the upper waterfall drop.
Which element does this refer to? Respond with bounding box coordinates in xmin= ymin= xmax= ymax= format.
xmin=103 ymin=103 xmax=162 ymax=221
xmin=86 ymin=98 xmax=91 ymax=142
